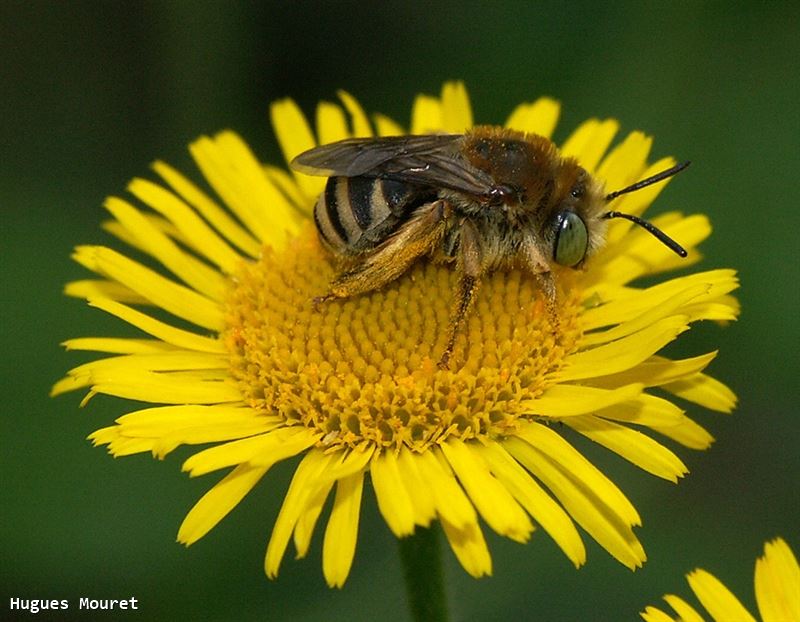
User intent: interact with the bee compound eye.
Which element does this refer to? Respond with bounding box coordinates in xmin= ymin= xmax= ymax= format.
xmin=553 ymin=211 xmax=589 ymax=267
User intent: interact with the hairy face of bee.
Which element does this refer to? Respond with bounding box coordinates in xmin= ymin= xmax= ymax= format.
xmin=542 ymin=163 xmax=608 ymax=269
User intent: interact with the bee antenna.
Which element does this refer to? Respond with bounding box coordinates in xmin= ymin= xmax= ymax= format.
xmin=604 ymin=161 xmax=691 ymax=202
xmin=602 ymin=211 xmax=688 ymax=257
xmin=602 ymin=160 xmax=690 ymax=258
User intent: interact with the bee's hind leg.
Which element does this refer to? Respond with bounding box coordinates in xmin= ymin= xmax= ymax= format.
xmin=314 ymin=200 xmax=449 ymax=307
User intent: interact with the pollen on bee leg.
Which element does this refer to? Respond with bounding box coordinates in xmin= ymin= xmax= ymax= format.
xmin=536 ymin=271 xmax=560 ymax=332
xmin=224 ymin=225 xmax=583 ymax=454
xmin=438 ymin=274 xmax=480 ymax=370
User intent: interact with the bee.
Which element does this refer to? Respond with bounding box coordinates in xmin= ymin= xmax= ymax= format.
xmin=291 ymin=126 xmax=688 ymax=368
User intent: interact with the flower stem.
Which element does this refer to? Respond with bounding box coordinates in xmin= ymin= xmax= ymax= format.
xmin=397 ymin=525 xmax=449 ymax=622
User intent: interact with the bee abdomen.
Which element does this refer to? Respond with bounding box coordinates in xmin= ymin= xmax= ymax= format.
xmin=313 ymin=176 xmax=425 ymax=253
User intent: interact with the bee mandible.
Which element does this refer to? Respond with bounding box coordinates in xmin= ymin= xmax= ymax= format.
xmin=291 ymin=126 xmax=688 ymax=369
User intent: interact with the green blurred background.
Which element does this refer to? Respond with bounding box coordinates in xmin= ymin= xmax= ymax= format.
xmin=2 ymin=2 xmax=798 ymax=620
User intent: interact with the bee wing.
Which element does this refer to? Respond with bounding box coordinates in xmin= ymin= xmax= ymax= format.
xmin=290 ymin=135 xmax=497 ymax=197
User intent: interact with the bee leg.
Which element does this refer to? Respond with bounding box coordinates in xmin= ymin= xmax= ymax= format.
xmin=318 ymin=200 xmax=450 ymax=303
xmin=535 ymin=271 xmax=559 ymax=331
xmin=312 ymin=293 xmax=337 ymax=310
xmin=438 ymin=274 xmax=480 ymax=369
xmin=521 ymin=237 xmax=559 ymax=330
xmin=438 ymin=220 xmax=483 ymax=370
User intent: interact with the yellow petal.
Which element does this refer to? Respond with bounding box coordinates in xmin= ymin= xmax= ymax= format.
xmin=101 ymin=436 xmax=155 ymax=457
xmin=639 ymin=606 xmax=677 ymax=622
xmin=293 ymin=480 xmax=334 ymax=560
xmin=57 ymin=368 xmax=242 ymax=404
xmin=582 ymin=269 xmax=739 ymax=331
xmin=560 ymin=118 xmax=619 ymax=173
xmin=440 ymin=517 xmax=492 ymax=578
xmin=50 ymin=375 xmax=86 ymax=398
xmin=522 ymin=383 xmax=643 ymax=418
xmin=687 ymin=569 xmax=757 ymax=622
xmin=650 ymin=414 xmax=714 ymax=450
xmin=322 ymin=472 xmax=364 ymax=588
xmin=177 ymin=464 xmax=268 ymax=545
xmin=662 ymin=594 xmax=706 ymax=622
xmin=505 ymin=434 xmax=646 ymax=570
xmin=315 ymin=100 xmax=349 ymax=145
xmin=126 ymin=178 xmax=243 ymax=274
xmin=478 ymin=441 xmax=585 ymax=567
xmin=515 ymin=422 xmax=641 ymax=526
xmin=87 ymin=426 xmax=140 ymax=454
xmin=102 ymin=213 xmax=188 ymax=256
xmin=662 ymin=373 xmax=737 ymax=413
xmin=264 ymin=165 xmax=308 ymax=214
xmin=62 ymin=352 xmax=228 ymax=382
xmin=269 ymin=97 xmax=321 ymax=199
xmin=683 ymin=300 xmax=740 ymax=323
xmin=64 ymin=279 xmax=147 ymax=304
xmin=101 ymin=404 xmax=270 ymax=459
xmin=755 ymin=538 xmax=800 ymax=622
xmin=596 ymin=130 xmax=652 ymax=196
xmin=595 ymin=214 xmax=712 ymax=285
xmin=337 ymin=90 xmax=373 ymax=137
xmin=410 ymin=94 xmax=442 ymax=134
xmin=190 ymin=132 xmax=302 ymax=249
xmin=589 ymin=352 xmax=718 ymax=390
xmin=72 ymin=245 xmax=224 ymax=331
xmin=62 ymin=337 xmax=177 ymax=354
xmin=115 ymin=404 xmax=276 ymax=435
xmin=558 ymin=316 xmax=689 ymax=382
xmin=293 ymin=447 xmax=372 ymax=559
xmin=396 ymin=448 xmax=437 ymax=527
xmin=271 ymin=96 xmax=316 ymax=157
xmin=605 ymin=156 xmax=677 ymax=227
xmin=152 ymin=159 xmax=261 ymax=258
xmin=370 ymin=451 xmax=416 ymax=537
xmin=566 ymin=415 xmax=688 ymax=482
xmin=265 ymin=450 xmax=336 ymax=579
xmin=153 ymin=422 xmax=281 ymax=460
xmin=581 ymin=283 xmax=710 ymax=347
xmin=182 ymin=426 xmax=319 ymax=476
xmin=440 ymin=81 xmax=472 ymax=132
xmin=504 ymin=97 xmax=560 ymax=138
xmin=86 ymin=297 xmax=225 ymax=353
xmin=373 ymin=113 xmax=404 ymax=136
xmin=593 ymin=393 xmax=685 ymax=427
xmin=414 ymin=450 xmax=477 ymax=530
xmin=440 ymin=439 xmax=533 ymax=542
xmin=318 ymin=446 xmax=375 ymax=484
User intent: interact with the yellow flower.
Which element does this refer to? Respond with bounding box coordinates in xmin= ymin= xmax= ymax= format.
xmin=641 ymin=538 xmax=800 ymax=622
xmin=53 ymin=81 xmax=738 ymax=587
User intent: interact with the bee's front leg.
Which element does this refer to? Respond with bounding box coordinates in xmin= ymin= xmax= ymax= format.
xmin=521 ymin=237 xmax=559 ymax=330
xmin=535 ymin=271 xmax=559 ymax=331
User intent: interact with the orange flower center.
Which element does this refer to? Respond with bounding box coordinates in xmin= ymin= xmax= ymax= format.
xmin=225 ymin=225 xmax=583 ymax=452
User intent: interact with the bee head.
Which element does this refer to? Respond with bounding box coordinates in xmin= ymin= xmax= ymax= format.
xmin=548 ymin=161 xmax=690 ymax=269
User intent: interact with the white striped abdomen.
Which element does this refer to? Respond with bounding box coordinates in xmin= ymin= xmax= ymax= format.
xmin=313 ymin=176 xmax=432 ymax=254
